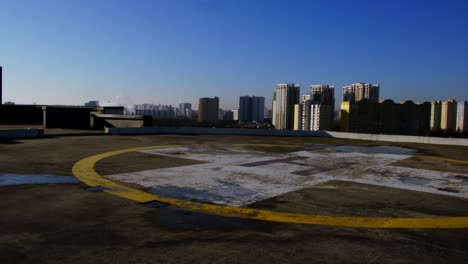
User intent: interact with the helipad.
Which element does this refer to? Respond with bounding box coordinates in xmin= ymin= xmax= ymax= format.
xmin=73 ymin=144 xmax=468 ymax=228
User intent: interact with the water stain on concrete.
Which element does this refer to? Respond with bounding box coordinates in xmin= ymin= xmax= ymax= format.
xmin=328 ymin=146 xmax=417 ymax=155
xmin=398 ymin=177 xmax=431 ymax=186
xmin=303 ymin=145 xmax=324 ymax=150
xmin=192 ymin=146 xmax=210 ymax=152
xmin=0 ymin=173 xmax=79 ymax=186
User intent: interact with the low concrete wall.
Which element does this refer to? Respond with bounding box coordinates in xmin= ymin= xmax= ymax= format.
xmin=326 ymin=131 xmax=468 ymax=146
xmin=105 ymin=127 xmax=468 ymax=146
xmin=0 ymin=128 xmax=44 ymax=139
xmin=105 ymin=127 xmax=329 ymax=137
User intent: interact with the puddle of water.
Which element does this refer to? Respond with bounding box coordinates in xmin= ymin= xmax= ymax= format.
xmin=86 ymin=186 xmax=111 ymax=192
xmin=303 ymin=145 xmax=324 ymax=150
xmin=398 ymin=176 xmax=431 ymax=186
xmin=438 ymin=187 xmax=459 ymax=193
xmin=0 ymin=173 xmax=79 ymax=186
xmin=141 ymin=200 xmax=170 ymax=209
xmin=329 ymin=146 xmax=417 ymax=155
xmin=192 ymin=146 xmax=210 ymax=152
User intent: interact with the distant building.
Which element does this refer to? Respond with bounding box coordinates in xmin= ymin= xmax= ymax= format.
xmin=293 ymin=104 xmax=302 ymax=131
xmin=84 ymin=100 xmax=99 ymax=107
xmin=265 ymin=108 xmax=273 ymax=119
xmin=457 ymin=100 xmax=468 ymax=132
xmin=342 ymin=83 xmax=379 ymax=103
xmin=239 ymin=96 xmax=265 ymax=122
xmin=441 ymin=99 xmax=457 ymax=132
xmin=178 ymin=102 xmax=192 ymax=118
xmin=273 ymin=83 xmax=300 ymax=130
xmin=218 ymin=109 xmax=225 ymax=121
xmin=0 ymin=66 xmax=2 ymax=105
xmin=198 ymin=97 xmax=219 ymax=122
xmin=232 ymin=109 xmax=239 ymax=121
xmin=130 ymin=104 xmax=176 ymax=118
xmin=340 ymin=99 xmax=430 ymax=135
xmin=294 ymin=85 xmax=335 ymax=131
xmin=224 ymin=110 xmax=234 ymax=121
xmin=430 ymin=100 xmax=442 ymax=131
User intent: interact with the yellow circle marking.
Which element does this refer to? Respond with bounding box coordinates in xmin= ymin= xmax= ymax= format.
xmin=418 ymin=155 xmax=468 ymax=165
xmin=72 ymin=145 xmax=468 ymax=229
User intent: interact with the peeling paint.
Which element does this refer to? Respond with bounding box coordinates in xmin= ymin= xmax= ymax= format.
xmin=104 ymin=145 xmax=468 ymax=207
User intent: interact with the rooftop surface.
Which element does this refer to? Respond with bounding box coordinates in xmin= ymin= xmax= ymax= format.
xmin=1 ymin=134 xmax=467 ymax=263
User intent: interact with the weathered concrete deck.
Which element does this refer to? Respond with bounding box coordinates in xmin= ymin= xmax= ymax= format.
xmin=1 ymin=134 xmax=467 ymax=263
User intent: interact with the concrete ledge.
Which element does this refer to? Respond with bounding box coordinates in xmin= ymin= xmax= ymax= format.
xmin=326 ymin=131 xmax=468 ymax=146
xmin=0 ymin=128 xmax=44 ymax=139
xmin=105 ymin=127 xmax=330 ymax=137
xmin=105 ymin=127 xmax=468 ymax=146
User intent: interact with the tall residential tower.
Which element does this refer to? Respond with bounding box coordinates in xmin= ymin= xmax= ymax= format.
xmin=430 ymin=100 xmax=442 ymax=131
xmin=239 ymin=96 xmax=265 ymax=122
xmin=178 ymin=102 xmax=192 ymax=118
xmin=342 ymin=83 xmax=379 ymax=103
xmin=456 ymin=100 xmax=468 ymax=132
xmin=198 ymin=97 xmax=219 ymax=122
xmin=294 ymin=85 xmax=335 ymax=131
xmin=0 ymin=66 xmax=3 ymax=105
xmin=441 ymin=99 xmax=457 ymax=132
xmin=272 ymin=84 xmax=300 ymax=130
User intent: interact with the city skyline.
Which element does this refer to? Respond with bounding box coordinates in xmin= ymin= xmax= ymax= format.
xmin=1 ymin=0 xmax=468 ymax=108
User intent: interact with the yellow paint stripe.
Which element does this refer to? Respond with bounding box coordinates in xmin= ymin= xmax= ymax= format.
xmin=418 ymin=155 xmax=468 ymax=165
xmin=72 ymin=145 xmax=468 ymax=229
xmin=233 ymin=143 xmax=303 ymax=148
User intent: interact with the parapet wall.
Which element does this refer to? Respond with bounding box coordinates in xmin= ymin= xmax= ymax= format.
xmin=105 ymin=127 xmax=468 ymax=146
xmin=105 ymin=127 xmax=329 ymax=137
xmin=0 ymin=128 xmax=44 ymax=139
xmin=326 ymin=131 xmax=468 ymax=146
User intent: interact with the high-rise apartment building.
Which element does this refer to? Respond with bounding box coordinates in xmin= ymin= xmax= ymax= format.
xmin=272 ymin=92 xmax=276 ymax=126
xmin=294 ymin=85 xmax=335 ymax=131
xmin=198 ymin=97 xmax=219 ymax=122
xmin=272 ymin=84 xmax=300 ymax=130
xmin=342 ymin=83 xmax=379 ymax=103
xmin=456 ymin=100 xmax=468 ymax=132
xmin=232 ymin=109 xmax=239 ymax=121
xmin=130 ymin=104 xmax=176 ymax=118
xmin=293 ymin=104 xmax=302 ymax=131
xmin=441 ymin=99 xmax=457 ymax=131
xmin=0 ymin=66 xmax=3 ymax=105
xmin=178 ymin=102 xmax=192 ymax=118
xmin=239 ymin=96 xmax=265 ymax=122
xmin=430 ymin=100 xmax=442 ymax=131
xmin=310 ymin=84 xmax=335 ymax=105
xmin=224 ymin=110 xmax=234 ymax=121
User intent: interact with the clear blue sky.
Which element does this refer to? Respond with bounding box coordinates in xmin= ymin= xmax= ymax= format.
xmin=1 ymin=0 xmax=467 ymax=109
